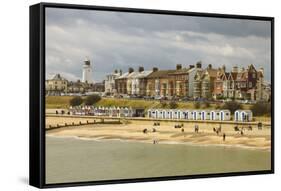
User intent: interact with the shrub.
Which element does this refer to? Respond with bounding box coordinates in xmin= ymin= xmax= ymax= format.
xmin=202 ymin=102 xmax=210 ymax=108
xmin=193 ymin=102 xmax=201 ymax=109
xmin=69 ymin=96 xmax=83 ymax=106
xmin=169 ymin=101 xmax=178 ymax=109
xmin=84 ymin=94 xmax=101 ymax=105
xmin=251 ymin=102 xmax=271 ymax=116
xmin=220 ymin=101 xmax=242 ymax=113
xmin=160 ymin=101 xmax=167 ymax=108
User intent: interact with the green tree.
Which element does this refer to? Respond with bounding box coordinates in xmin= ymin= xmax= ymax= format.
xmin=160 ymin=101 xmax=167 ymax=108
xmin=220 ymin=101 xmax=242 ymax=113
xmin=169 ymin=101 xmax=178 ymax=109
xmin=193 ymin=102 xmax=201 ymax=109
xmin=69 ymin=96 xmax=83 ymax=106
xmin=84 ymin=94 xmax=101 ymax=105
xmin=251 ymin=102 xmax=271 ymax=116
xmin=202 ymin=102 xmax=210 ymax=108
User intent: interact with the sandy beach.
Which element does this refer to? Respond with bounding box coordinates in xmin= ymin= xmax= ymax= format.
xmin=46 ymin=116 xmax=271 ymax=151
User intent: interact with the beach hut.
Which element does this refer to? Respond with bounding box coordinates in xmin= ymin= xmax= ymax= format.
xmin=202 ymin=110 xmax=211 ymax=120
xmin=157 ymin=109 xmax=164 ymax=119
xmin=196 ymin=110 xmax=203 ymax=120
xmin=181 ymin=110 xmax=190 ymax=119
xmin=234 ymin=110 xmax=253 ymax=122
xmin=189 ymin=111 xmax=194 ymax=120
xmin=219 ymin=110 xmax=231 ymax=121
xmin=173 ymin=110 xmax=181 ymax=119
xmin=210 ymin=110 xmax=220 ymax=121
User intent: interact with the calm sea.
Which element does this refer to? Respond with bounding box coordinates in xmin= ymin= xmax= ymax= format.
xmin=46 ymin=136 xmax=271 ymax=184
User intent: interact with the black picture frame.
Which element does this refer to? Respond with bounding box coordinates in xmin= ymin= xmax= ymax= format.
xmin=30 ymin=2 xmax=274 ymax=189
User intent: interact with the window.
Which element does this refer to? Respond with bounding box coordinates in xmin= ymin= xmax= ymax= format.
xmin=252 ymin=73 xmax=256 ymax=78
xmin=249 ymin=82 xmax=252 ymax=88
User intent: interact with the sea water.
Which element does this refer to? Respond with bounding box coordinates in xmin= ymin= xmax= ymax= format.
xmin=46 ymin=136 xmax=271 ymax=184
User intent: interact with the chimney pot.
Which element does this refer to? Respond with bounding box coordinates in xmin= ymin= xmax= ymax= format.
xmin=153 ymin=67 xmax=158 ymax=72
xmin=196 ymin=61 xmax=202 ymax=68
xmin=128 ymin=67 xmax=134 ymax=73
xmin=176 ymin=64 xmax=182 ymax=70
xmin=139 ymin=66 xmax=144 ymax=72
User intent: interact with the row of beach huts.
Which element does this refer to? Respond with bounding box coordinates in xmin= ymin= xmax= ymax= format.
xmin=147 ymin=109 xmax=253 ymax=122
xmin=69 ymin=106 xmax=253 ymax=122
xmin=69 ymin=106 xmax=135 ymax=117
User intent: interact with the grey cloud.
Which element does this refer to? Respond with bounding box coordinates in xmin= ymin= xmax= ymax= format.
xmin=45 ymin=7 xmax=271 ymax=82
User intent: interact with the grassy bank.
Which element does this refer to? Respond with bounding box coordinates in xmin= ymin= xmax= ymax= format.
xmin=46 ymin=96 xmax=235 ymax=110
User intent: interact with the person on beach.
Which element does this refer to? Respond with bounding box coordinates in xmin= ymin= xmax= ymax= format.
xmin=194 ymin=125 xmax=199 ymax=133
xmin=181 ymin=128 xmax=184 ymax=133
xmin=223 ymin=133 xmax=226 ymax=141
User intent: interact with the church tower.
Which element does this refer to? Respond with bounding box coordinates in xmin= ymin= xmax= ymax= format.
xmin=82 ymin=58 xmax=93 ymax=83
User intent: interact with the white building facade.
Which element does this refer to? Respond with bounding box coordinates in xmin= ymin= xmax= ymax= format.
xmin=104 ymin=70 xmax=121 ymax=94
xmin=82 ymin=58 xmax=93 ymax=83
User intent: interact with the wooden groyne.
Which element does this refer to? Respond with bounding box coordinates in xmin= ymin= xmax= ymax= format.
xmin=46 ymin=118 xmax=122 ymax=131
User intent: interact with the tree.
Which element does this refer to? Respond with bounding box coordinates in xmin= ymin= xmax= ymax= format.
xmin=194 ymin=102 xmax=201 ymax=109
xmin=169 ymin=101 xmax=178 ymax=109
xmin=220 ymin=101 xmax=242 ymax=113
xmin=160 ymin=101 xmax=167 ymax=108
xmin=202 ymin=102 xmax=210 ymax=108
xmin=84 ymin=94 xmax=101 ymax=105
xmin=69 ymin=96 xmax=83 ymax=106
xmin=251 ymin=102 xmax=271 ymax=116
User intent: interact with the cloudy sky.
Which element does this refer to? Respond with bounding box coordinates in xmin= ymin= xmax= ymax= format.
xmin=46 ymin=7 xmax=271 ymax=82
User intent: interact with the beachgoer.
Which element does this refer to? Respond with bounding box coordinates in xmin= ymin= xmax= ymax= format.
xmin=181 ymin=128 xmax=184 ymax=133
xmin=240 ymin=130 xmax=244 ymax=135
xmin=223 ymin=133 xmax=226 ymax=141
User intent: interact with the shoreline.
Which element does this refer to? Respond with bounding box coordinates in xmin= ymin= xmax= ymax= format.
xmin=46 ymin=129 xmax=271 ymax=152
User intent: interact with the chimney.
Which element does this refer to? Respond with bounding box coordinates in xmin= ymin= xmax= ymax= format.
xmin=196 ymin=61 xmax=202 ymax=68
xmin=232 ymin=66 xmax=238 ymax=73
xmin=128 ymin=67 xmax=134 ymax=73
xmin=222 ymin=65 xmax=226 ymax=72
xmin=114 ymin=69 xmax=118 ymax=74
xmin=119 ymin=69 xmax=122 ymax=75
xmin=153 ymin=67 xmax=158 ymax=72
xmin=176 ymin=64 xmax=182 ymax=70
xmin=189 ymin=65 xmax=195 ymax=69
xmin=208 ymin=64 xmax=212 ymax=69
xmin=259 ymin=67 xmax=264 ymax=75
xmin=138 ymin=66 xmax=144 ymax=72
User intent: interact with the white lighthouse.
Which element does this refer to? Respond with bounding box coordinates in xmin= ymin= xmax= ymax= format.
xmin=82 ymin=58 xmax=93 ymax=83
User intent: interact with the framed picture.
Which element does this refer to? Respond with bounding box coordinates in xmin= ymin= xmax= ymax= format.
xmin=30 ymin=2 xmax=274 ymax=188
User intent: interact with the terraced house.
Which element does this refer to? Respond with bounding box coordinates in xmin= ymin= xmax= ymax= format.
xmin=145 ymin=64 xmax=189 ymax=98
xmin=113 ymin=63 xmax=268 ymax=101
xmin=193 ymin=64 xmax=218 ymax=99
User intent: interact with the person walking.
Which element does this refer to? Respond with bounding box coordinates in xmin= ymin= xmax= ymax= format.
xmin=223 ymin=133 xmax=226 ymax=141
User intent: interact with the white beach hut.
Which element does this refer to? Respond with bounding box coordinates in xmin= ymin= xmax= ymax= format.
xmin=219 ymin=110 xmax=231 ymax=121
xmin=173 ymin=110 xmax=181 ymax=119
xmin=196 ymin=110 xmax=203 ymax=120
xmin=234 ymin=110 xmax=253 ymax=122
xmin=181 ymin=110 xmax=190 ymax=119
xmin=202 ymin=110 xmax=211 ymax=120
xmin=210 ymin=110 xmax=220 ymax=121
